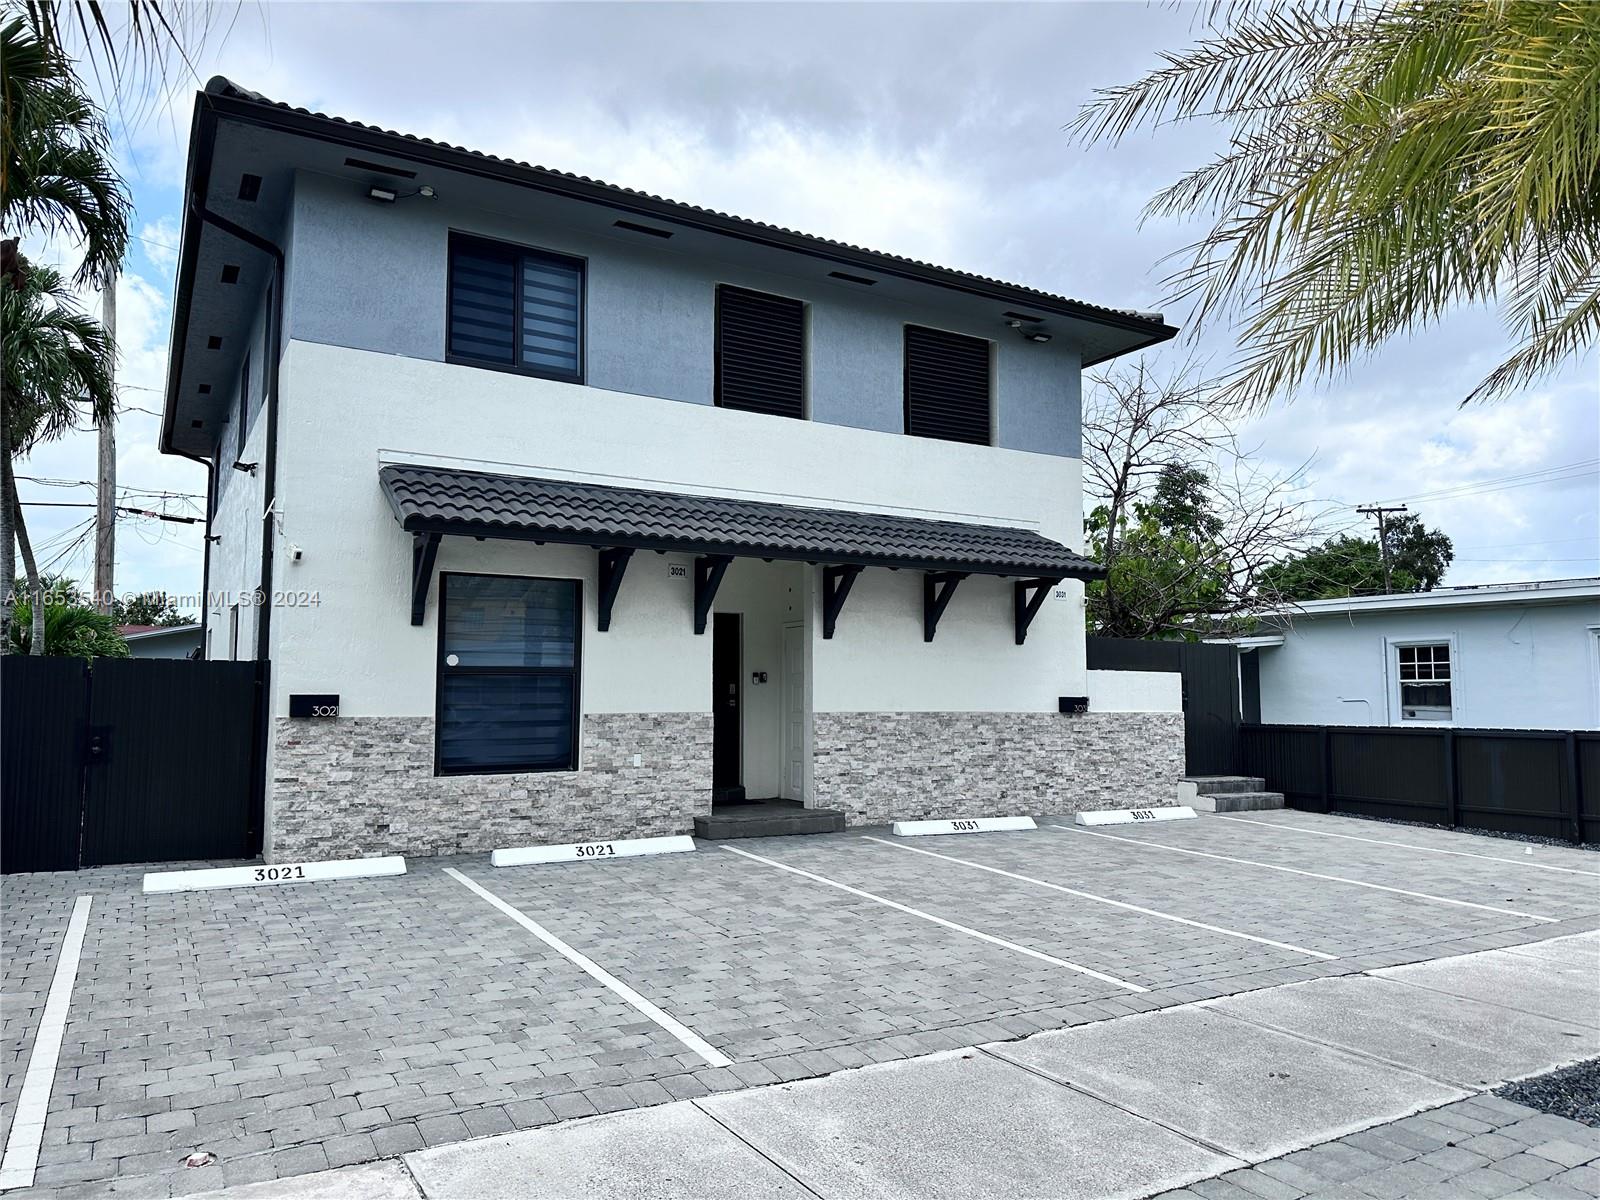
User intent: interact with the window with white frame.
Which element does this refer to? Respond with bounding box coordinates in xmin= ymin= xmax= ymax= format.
xmin=1395 ymin=641 xmax=1452 ymax=721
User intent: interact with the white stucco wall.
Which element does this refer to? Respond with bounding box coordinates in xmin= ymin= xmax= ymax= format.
xmin=1256 ymin=600 xmax=1600 ymax=730
xmin=1087 ymin=669 xmax=1183 ymax=714
xmin=205 ymin=414 xmax=267 ymax=661
xmin=266 ymin=340 xmax=1089 ymax=724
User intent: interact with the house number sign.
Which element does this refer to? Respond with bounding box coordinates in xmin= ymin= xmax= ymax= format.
xmin=289 ymin=693 xmax=340 ymax=718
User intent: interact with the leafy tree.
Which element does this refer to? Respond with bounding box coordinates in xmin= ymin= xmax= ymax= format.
xmin=1086 ymin=469 xmax=1232 ymax=639
xmin=1261 ymin=515 xmax=1454 ymax=600
xmin=113 ymin=590 xmax=193 ymax=627
xmin=8 ymin=593 xmax=128 ymax=658
xmin=1 ymin=16 xmax=131 ymax=287
xmin=1 ymin=260 xmax=115 ymax=654
xmin=1083 ymin=363 xmax=1328 ymax=639
xmin=1 ymin=16 xmax=125 ymax=652
xmin=1071 ymin=2 xmax=1600 ymax=407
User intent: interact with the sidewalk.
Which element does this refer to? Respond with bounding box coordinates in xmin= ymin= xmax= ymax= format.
xmin=187 ymin=932 xmax=1598 ymax=1200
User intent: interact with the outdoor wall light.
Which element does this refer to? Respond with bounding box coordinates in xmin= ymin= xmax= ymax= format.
xmin=369 ymin=184 xmax=436 ymax=204
xmin=232 ymin=460 xmax=258 ymax=476
xmin=1007 ymin=319 xmax=1052 ymax=344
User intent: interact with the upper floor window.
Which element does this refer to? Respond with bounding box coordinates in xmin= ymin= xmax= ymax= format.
xmin=447 ymin=234 xmax=584 ymax=382
xmin=715 ymin=285 xmax=805 ymax=419
xmin=1395 ymin=641 xmax=1452 ymax=721
xmin=903 ymin=324 xmax=991 ymax=445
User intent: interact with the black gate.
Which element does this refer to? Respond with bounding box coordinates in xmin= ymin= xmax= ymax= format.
xmin=1 ymin=656 xmax=265 ymax=872
xmin=1086 ymin=637 xmax=1241 ymax=775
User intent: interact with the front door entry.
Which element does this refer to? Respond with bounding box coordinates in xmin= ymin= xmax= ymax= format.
xmin=712 ymin=613 xmax=744 ymax=804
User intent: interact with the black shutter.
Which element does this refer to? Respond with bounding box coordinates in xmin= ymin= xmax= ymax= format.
xmin=449 ymin=242 xmax=517 ymax=365
xmin=904 ymin=325 xmax=991 ymax=445
xmin=519 ymin=253 xmax=583 ymax=380
xmin=716 ymin=285 xmax=805 ymax=419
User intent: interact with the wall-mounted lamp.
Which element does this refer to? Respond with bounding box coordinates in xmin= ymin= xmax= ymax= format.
xmin=205 ymin=533 xmax=223 ymax=545
xmin=232 ymin=460 xmax=258 ymax=476
xmin=1007 ymin=319 xmax=1052 ymax=344
xmin=369 ymin=184 xmax=436 ymax=204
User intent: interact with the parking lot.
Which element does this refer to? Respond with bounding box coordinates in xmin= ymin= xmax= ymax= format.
xmin=3 ymin=810 xmax=1598 ymax=1197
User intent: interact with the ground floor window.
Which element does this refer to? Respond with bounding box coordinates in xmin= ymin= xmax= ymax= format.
xmin=1395 ymin=641 xmax=1452 ymax=722
xmin=437 ymin=572 xmax=580 ymax=773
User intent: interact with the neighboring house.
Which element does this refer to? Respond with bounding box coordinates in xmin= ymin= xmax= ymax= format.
xmin=118 ymin=624 xmax=202 ymax=660
xmin=1230 ymin=578 xmax=1600 ymax=731
xmin=159 ymin=78 xmax=1183 ymax=861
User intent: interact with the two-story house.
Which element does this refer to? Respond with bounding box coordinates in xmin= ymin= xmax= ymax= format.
xmin=160 ymin=79 xmax=1182 ymax=861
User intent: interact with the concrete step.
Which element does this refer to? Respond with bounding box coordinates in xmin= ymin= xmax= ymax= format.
xmin=1190 ymin=791 xmax=1285 ymax=813
xmin=1183 ymin=775 xmax=1268 ymax=795
xmin=693 ymin=807 xmax=848 ymax=840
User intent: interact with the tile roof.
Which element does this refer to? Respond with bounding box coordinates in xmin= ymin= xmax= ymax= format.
xmin=203 ymin=77 xmax=1175 ymax=342
xmin=380 ymin=464 xmax=1102 ymax=580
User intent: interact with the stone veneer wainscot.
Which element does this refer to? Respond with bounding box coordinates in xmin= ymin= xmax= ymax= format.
xmin=270 ymin=712 xmax=711 ymax=859
xmin=812 ymin=711 xmax=1183 ymax=825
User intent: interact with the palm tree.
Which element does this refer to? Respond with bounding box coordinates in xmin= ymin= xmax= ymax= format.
xmin=1 ymin=15 xmax=127 ymax=650
xmin=2 ymin=15 xmax=131 ymax=287
xmin=1071 ymin=1 xmax=1600 ymax=407
xmin=1 ymin=261 xmax=114 ymax=654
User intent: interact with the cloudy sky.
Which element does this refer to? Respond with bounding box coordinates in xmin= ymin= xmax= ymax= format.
xmin=19 ymin=0 xmax=1598 ymax=609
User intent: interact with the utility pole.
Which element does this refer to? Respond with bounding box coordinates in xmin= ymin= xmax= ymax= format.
xmin=95 ymin=273 xmax=117 ymax=615
xmin=1357 ymin=504 xmax=1407 ymax=593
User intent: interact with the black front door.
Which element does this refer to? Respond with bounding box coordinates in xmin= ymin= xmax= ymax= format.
xmin=712 ymin=613 xmax=743 ymax=803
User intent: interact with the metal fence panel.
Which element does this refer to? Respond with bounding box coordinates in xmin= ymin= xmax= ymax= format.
xmin=1 ymin=656 xmax=88 ymax=872
xmin=1242 ymin=722 xmax=1590 ymax=844
xmin=81 ymin=658 xmax=262 ymax=867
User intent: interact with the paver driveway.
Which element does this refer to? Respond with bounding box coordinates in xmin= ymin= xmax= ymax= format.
xmin=2 ymin=810 xmax=1596 ymax=1197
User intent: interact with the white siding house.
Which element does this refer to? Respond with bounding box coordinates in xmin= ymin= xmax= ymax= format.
xmin=1236 ymin=579 xmax=1600 ymax=731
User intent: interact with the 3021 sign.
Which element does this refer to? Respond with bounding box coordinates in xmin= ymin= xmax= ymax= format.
xmin=289 ymin=693 xmax=340 ymax=718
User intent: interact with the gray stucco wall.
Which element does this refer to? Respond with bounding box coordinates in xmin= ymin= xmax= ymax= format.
xmin=281 ymin=171 xmax=1081 ymax=456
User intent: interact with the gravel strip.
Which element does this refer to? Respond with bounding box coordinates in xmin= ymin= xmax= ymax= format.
xmin=1329 ymin=810 xmax=1598 ymax=852
xmin=1496 ymin=1058 xmax=1600 ymax=1128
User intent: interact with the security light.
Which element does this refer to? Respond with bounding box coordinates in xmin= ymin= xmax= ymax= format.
xmin=368 ymin=186 xmax=397 ymax=204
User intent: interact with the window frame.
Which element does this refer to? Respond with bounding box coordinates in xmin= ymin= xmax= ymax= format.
xmin=713 ymin=283 xmax=808 ymax=420
xmin=1387 ymin=635 xmax=1457 ymax=725
xmin=901 ymin=322 xmax=994 ymax=446
xmin=434 ymin=570 xmax=584 ymax=777
xmin=444 ymin=231 xmax=587 ymax=385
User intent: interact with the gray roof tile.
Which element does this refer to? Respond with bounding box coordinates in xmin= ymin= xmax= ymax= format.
xmin=380 ymin=464 xmax=1102 ymax=580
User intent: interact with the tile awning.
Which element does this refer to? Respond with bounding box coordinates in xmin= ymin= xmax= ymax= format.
xmin=379 ymin=463 xmax=1103 ymax=580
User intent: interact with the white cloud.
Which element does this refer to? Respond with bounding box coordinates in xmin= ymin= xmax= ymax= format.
xmin=21 ymin=0 xmax=1597 ymax=599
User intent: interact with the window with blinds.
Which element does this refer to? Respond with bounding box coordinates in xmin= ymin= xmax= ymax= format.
xmin=903 ymin=324 xmax=992 ymax=445
xmin=437 ymin=573 xmax=581 ymax=774
xmin=447 ymin=235 xmax=584 ymax=382
xmin=715 ymin=285 xmax=806 ymax=419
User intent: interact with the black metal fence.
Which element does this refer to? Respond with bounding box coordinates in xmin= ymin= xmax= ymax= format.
xmin=1087 ymin=637 xmax=1240 ymax=776
xmin=1239 ymin=723 xmax=1596 ymax=844
xmin=2 ymin=655 xmax=267 ymax=873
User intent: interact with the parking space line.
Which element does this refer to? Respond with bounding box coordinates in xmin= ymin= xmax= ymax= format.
xmin=1049 ymin=827 xmax=1559 ymax=923
xmin=860 ymin=836 xmax=1338 ymax=960
xmin=443 ymin=867 xmax=732 ymax=1068
xmin=0 ymin=896 xmax=92 ymax=1192
xmin=1210 ymin=814 xmax=1600 ymax=877
xmin=719 ymin=844 xmax=1148 ymax=992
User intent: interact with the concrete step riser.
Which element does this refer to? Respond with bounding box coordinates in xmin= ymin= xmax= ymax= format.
xmin=1191 ymin=792 xmax=1286 ymax=813
xmin=1184 ymin=776 xmax=1268 ymax=795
